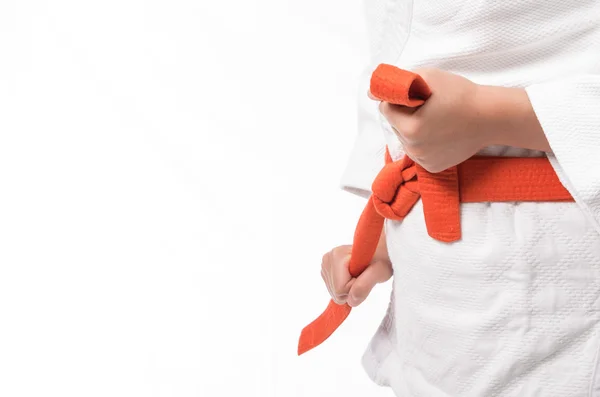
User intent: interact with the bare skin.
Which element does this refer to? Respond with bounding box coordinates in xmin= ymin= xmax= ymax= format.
xmin=321 ymin=230 xmax=391 ymax=308
xmin=375 ymin=68 xmax=551 ymax=173
xmin=323 ymin=67 xmax=551 ymax=307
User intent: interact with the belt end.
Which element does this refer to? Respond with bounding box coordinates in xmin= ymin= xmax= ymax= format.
xmin=298 ymin=300 xmax=352 ymax=356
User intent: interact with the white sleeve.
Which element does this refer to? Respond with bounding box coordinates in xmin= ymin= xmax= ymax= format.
xmin=340 ymin=71 xmax=389 ymax=199
xmin=526 ymin=74 xmax=600 ymax=232
xmin=339 ymin=104 xmax=385 ymax=198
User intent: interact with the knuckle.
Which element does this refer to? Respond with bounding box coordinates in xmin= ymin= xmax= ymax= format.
xmin=351 ymin=285 xmax=367 ymax=300
xmin=331 ymin=286 xmax=347 ymax=301
xmin=332 ymin=245 xmax=351 ymax=263
xmin=331 ymin=275 xmax=349 ymax=296
xmin=331 ymin=272 xmax=344 ymax=292
xmin=414 ymin=67 xmax=435 ymax=79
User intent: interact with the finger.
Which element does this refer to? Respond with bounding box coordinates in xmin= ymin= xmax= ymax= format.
xmin=347 ymin=260 xmax=393 ymax=307
xmin=379 ymin=102 xmax=417 ymax=134
xmin=321 ymin=250 xmax=337 ymax=300
xmin=321 ymin=253 xmax=349 ymax=304
xmin=321 ymin=269 xmax=334 ymax=300
xmin=331 ymin=251 xmax=353 ymax=299
xmin=334 ymin=278 xmax=355 ymax=305
xmin=379 ymin=101 xmax=417 ymax=117
xmin=325 ymin=268 xmax=352 ymax=305
xmin=391 ymin=125 xmax=408 ymax=145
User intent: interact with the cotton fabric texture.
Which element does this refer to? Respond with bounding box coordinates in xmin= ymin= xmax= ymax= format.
xmin=340 ymin=1 xmax=600 ymax=395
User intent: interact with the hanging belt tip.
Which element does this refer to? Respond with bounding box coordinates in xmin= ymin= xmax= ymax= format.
xmin=297 ymin=300 xmax=352 ymax=357
xmin=297 ymin=335 xmax=312 ymax=356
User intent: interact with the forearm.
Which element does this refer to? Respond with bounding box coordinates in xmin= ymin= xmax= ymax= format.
xmin=476 ymin=85 xmax=551 ymax=152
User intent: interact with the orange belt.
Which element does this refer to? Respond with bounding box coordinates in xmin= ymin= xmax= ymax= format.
xmin=297 ymin=64 xmax=574 ymax=356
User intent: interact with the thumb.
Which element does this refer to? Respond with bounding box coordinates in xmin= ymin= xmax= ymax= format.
xmin=347 ymin=260 xmax=393 ymax=307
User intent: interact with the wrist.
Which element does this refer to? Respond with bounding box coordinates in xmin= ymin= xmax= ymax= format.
xmin=471 ymin=84 xmax=513 ymax=148
xmin=473 ymin=84 xmax=550 ymax=151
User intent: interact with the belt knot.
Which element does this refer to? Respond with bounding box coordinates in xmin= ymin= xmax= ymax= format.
xmin=372 ymin=149 xmax=462 ymax=243
xmin=297 ymin=63 xmax=575 ymax=357
xmin=371 ymin=153 xmax=420 ymax=221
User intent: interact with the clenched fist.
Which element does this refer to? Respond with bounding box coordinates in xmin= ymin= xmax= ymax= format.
xmin=321 ymin=233 xmax=392 ymax=307
xmin=372 ymin=67 xmax=551 ymax=173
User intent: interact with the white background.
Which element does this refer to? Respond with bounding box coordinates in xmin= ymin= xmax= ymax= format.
xmin=0 ymin=1 xmax=392 ymax=396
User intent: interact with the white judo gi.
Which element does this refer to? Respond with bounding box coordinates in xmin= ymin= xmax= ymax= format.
xmin=340 ymin=1 xmax=600 ymax=395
